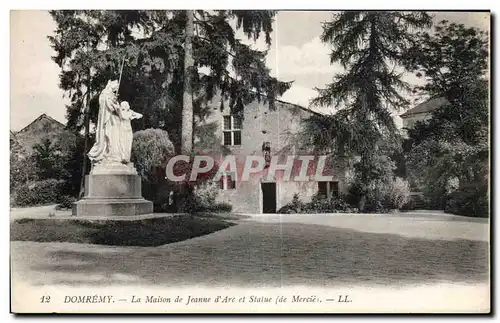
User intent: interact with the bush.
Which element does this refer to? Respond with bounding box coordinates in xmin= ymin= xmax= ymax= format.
xmin=131 ymin=129 xmax=175 ymax=210
xmin=445 ymin=183 xmax=489 ymax=218
xmin=177 ymin=182 xmax=233 ymax=213
xmin=56 ymin=195 xmax=77 ymax=210
xmin=14 ymin=179 xmax=67 ymax=207
xmin=132 ymin=128 xmax=175 ymax=182
xmin=278 ymin=194 xmax=306 ymax=214
xmin=305 ymin=194 xmax=352 ymax=213
xmin=386 ymin=177 xmax=411 ymax=210
xmin=278 ymin=193 xmax=352 ymax=214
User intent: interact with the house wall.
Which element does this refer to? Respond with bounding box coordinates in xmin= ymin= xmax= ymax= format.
xmin=193 ymin=94 xmax=346 ymax=213
xmin=401 ymin=112 xmax=432 ymax=137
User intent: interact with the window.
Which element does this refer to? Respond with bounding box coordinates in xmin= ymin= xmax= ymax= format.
xmin=219 ymin=172 xmax=237 ymax=190
xmin=223 ymin=115 xmax=242 ymax=146
xmin=318 ymin=181 xmax=339 ymax=198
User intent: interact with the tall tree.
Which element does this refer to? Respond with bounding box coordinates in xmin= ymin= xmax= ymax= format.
xmin=182 ymin=10 xmax=194 ymax=154
xmin=306 ymin=11 xmax=432 ymax=210
xmin=49 ymin=10 xmax=291 ymax=203
xmin=50 ymin=10 xmax=290 ymax=152
xmin=403 ymin=21 xmax=489 ymax=212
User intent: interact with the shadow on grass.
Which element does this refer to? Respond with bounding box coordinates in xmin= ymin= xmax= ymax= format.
xmin=10 ymin=215 xmax=235 ymax=247
xmin=11 ymin=221 xmax=490 ymax=287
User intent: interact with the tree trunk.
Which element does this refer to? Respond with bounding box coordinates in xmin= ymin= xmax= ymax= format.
xmin=181 ymin=10 xmax=194 ymax=155
xmin=79 ymin=73 xmax=91 ymax=199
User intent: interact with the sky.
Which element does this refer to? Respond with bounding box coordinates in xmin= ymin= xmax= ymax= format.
xmin=10 ymin=10 xmax=490 ymax=131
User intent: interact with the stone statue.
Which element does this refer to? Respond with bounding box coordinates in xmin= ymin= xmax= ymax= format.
xmin=88 ymin=79 xmax=142 ymax=174
xmin=117 ymin=101 xmax=143 ymax=163
xmin=73 ymin=78 xmax=153 ymax=217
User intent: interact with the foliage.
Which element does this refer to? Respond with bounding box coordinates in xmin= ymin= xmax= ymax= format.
xmin=177 ymin=181 xmax=232 ymax=213
xmin=278 ymin=193 xmax=352 ymax=214
xmin=403 ymin=21 xmax=489 ymax=215
xmin=305 ymin=12 xmax=431 ymax=210
xmin=386 ymin=177 xmax=411 ymax=209
xmin=130 ymin=128 xmax=175 ymax=210
xmin=306 ymin=194 xmax=352 ymax=213
xmin=347 ymin=150 xmax=396 ymax=211
xmin=32 ymin=138 xmax=67 ymax=180
xmin=14 ymin=179 xmax=67 ymax=207
xmin=49 ymin=10 xmax=291 ymax=150
xmin=10 ymin=135 xmax=36 ymax=191
xmin=56 ymin=195 xmax=78 ymax=210
xmin=132 ymin=128 xmax=175 ymax=183
xmin=404 ymin=20 xmax=489 ymax=98
xmin=444 ymin=182 xmax=489 ymax=218
xmin=277 ymin=194 xmax=304 ymax=214
xmin=30 ymin=132 xmax=85 ymax=196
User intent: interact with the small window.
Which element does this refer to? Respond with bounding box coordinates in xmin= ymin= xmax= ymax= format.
xmin=222 ymin=115 xmax=242 ymax=146
xmin=318 ymin=181 xmax=339 ymax=198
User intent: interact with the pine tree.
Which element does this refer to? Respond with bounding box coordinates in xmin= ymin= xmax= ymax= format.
xmin=307 ymin=11 xmax=432 ymax=210
xmin=49 ymin=10 xmax=291 ymax=153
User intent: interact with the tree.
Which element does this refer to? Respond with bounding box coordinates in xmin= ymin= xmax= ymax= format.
xmin=49 ymin=10 xmax=291 ymax=152
xmin=306 ymin=11 xmax=432 ymax=210
xmin=131 ymin=128 xmax=175 ymax=210
xmin=181 ymin=10 xmax=195 ymax=154
xmin=403 ymin=21 xmax=489 ymax=214
xmin=10 ymin=134 xmax=34 ymax=192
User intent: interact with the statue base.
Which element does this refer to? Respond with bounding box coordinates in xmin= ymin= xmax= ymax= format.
xmin=72 ymin=173 xmax=153 ymax=217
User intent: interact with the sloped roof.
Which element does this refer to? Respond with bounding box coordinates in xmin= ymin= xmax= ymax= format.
xmin=400 ymin=96 xmax=448 ymax=118
xmin=275 ymin=98 xmax=323 ymax=116
xmin=16 ymin=113 xmax=65 ymax=134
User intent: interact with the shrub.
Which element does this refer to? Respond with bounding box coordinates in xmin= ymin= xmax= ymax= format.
xmin=205 ymin=202 xmax=233 ymax=213
xmin=177 ymin=182 xmax=233 ymax=213
xmin=132 ymin=128 xmax=175 ymax=183
xmin=56 ymin=195 xmax=77 ymax=210
xmin=14 ymin=179 xmax=67 ymax=207
xmin=10 ymin=137 xmax=36 ymax=191
xmin=278 ymin=194 xmax=306 ymax=214
xmin=386 ymin=177 xmax=411 ymax=210
xmin=445 ymin=183 xmax=489 ymax=218
xmin=278 ymin=194 xmax=352 ymax=214
xmin=131 ymin=129 xmax=175 ymax=209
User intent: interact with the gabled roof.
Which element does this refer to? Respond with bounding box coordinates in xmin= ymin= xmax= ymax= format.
xmin=16 ymin=113 xmax=65 ymax=134
xmin=275 ymin=98 xmax=324 ymax=117
xmin=400 ymin=96 xmax=448 ymax=118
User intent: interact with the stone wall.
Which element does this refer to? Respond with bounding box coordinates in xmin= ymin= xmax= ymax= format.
xmin=193 ymin=94 xmax=346 ymax=213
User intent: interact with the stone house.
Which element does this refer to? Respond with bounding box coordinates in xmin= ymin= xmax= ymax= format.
xmin=193 ymin=94 xmax=346 ymax=214
xmin=11 ymin=113 xmax=66 ymax=153
xmin=400 ymin=96 xmax=448 ymax=136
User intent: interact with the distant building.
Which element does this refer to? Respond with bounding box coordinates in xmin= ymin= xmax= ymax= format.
xmin=400 ymin=96 xmax=448 ymax=135
xmin=11 ymin=114 xmax=66 ymax=153
xmin=194 ymin=94 xmax=346 ymax=214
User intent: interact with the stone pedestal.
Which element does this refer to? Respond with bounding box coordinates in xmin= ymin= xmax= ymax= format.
xmin=72 ymin=163 xmax=153 ymax=217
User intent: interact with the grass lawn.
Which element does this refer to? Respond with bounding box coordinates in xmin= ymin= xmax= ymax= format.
xmin=10 ymin=214 xmax=235 ymax=247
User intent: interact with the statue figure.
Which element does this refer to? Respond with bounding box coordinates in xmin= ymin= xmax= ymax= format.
xmin=117 ymin=101 xmax=143 ymax=163
xmin=88 ymin=79 xmax=142 ymax=169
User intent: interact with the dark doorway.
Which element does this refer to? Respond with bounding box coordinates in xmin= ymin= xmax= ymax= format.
xmin=261 ymin=183 xmax=277 ymax=213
